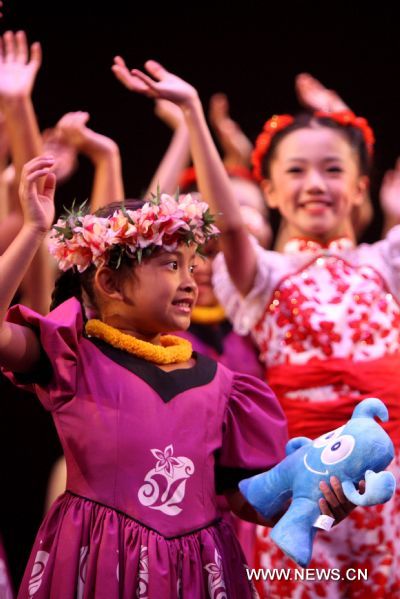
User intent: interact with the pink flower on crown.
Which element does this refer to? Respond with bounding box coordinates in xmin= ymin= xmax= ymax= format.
xmin=74 ymin=214 xmax=109 ymax=259
xmin=133 ymin=201 xmax=184 ymax=248
xmin=108 ymin=210 xmax=138 ymax=249
xmin=179 ymin=194 xmax=208 ymax=227
xmin=192 ymin=222 xmax=219 ymax=245
xmin=48 ymin=237 xmax=71 ymax=269
xmin=136 ymin=215 xmax=164 ymax=248
xmin=48 ymin=217 xmax=99 ymax=272
xmin=138 ymin=202 xmax=160 ymax=224
xmin=160 ymin=216 xmax=190 ymax=238
xmin=159 ymin=194 xmax=182 ymax=216
xmin=109 ymin=210 xmax=137 ymax=237
xmin=65 ymin=239 xmax=93 ymax=272
xmin=157 ymin=197 xmax=189 ymax=233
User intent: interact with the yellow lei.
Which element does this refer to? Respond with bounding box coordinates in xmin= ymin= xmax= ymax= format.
xmin=85 ymin=319 xmax=193 ymax=365
xmin=190 ymin=304 xmax=226 ymax=325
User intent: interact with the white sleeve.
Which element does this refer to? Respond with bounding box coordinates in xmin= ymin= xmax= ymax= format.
xmin=356 ymin=224 xmax=400 ymax=298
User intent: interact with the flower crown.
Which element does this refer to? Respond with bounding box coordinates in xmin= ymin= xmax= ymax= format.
xmin=252 ymin=110 xmax=375 ymax=182
xmin=48 ymin=191 xmax=219 ymax=273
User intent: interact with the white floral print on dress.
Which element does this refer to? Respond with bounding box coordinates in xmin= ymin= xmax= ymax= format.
xmin=136 ymin=545 xmax=149 ymax=599
xmin=76 ymin=545 xmax=89 ymax=599
xmin=138 ymin=444 xmax=195 ymax=516
xmin=204 ymin=549 xmax=227 ymax=599
xmin=28 ymin=550 xmax=50 ymax=597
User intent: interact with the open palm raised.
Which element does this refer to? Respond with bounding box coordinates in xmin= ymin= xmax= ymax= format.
xmin=0 ymin=31 xmax=42 ymax=100
xmin=112 ymin=58 xmax=198 ymax=107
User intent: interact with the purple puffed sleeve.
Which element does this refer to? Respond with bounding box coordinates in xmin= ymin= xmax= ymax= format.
xmin=1 ymin=297 xmax=83 ymax=411
xmin=216 ymin=373 xmax=288 ymax=491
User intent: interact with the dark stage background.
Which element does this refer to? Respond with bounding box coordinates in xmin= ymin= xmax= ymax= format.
xmin=0 ymin=1 xmax=399 ymax=588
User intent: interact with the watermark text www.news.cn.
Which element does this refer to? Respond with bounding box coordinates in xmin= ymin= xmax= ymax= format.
xmin=246 ymin=567 xmax=368 ymax=582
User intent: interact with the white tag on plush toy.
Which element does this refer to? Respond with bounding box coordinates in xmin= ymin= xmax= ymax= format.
xmin=313 ymin=515 xmax=335 ymax=531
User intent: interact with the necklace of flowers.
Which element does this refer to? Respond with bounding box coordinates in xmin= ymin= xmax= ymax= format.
xmin=191 ymin=304 xmax=226 ymax=325
xmin=85 ymin=319 xmax=193 ymax=364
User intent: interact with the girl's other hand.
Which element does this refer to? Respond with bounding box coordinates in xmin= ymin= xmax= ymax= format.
xmin=112 ymin=57 xmax=198 ymax=107
xmin=55 ymin=111 xmax=119 ymax=159
xmin=19 ymin=155 xmax=56 ymax=233
xmin=319 ymin=476 xmax=365 ymax=524
xmin=209 ymin=92 xmax=253 ymax=167
xmin=295 ymin=73 xmax=349 ymax=113
xmin=0 ymin=31 xmax=42 ymax=102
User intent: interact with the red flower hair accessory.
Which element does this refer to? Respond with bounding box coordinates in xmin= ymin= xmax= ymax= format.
xmin=252 ymin=114 xmax=295 ymax=182
xmin=315 ymin=110 xmax=375 ymax=156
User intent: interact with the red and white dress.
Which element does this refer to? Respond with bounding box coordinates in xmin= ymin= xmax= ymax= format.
xmin=213 ymin=232 xmax=400 ymax=598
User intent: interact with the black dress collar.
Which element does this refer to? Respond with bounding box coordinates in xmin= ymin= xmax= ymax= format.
xmin=87 ymin=336 xmax=218 ymax=403
xmin=188 ymin=320 xmax=232 ymax=355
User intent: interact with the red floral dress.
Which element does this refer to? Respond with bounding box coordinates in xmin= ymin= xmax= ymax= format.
xmin=213 ymin=232 xmax=400 ymax=598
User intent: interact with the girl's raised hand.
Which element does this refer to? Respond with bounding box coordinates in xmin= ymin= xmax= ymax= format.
xmin=55 ymin=111 xmax=118 ymax=159
xmin=295 ymin=73 xmax=349 ymax=113
xmin=0 ymin=31 xmax=42 ymax=101
xmin=19 ymin=155 xmax=56 ymax=233
xmin=209 ymin=92 xmax=253 ymax=167
xmin=55 ymin=111 xmax=91 ymax=148
xmin=112 ymin=57 xmax=198 ymax=106
xmin=319 ymin=476 xmax=365 ymax=525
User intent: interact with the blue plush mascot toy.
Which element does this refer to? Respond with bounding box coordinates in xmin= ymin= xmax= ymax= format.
xmin=239 ymin=397 xmax=396 ymax=567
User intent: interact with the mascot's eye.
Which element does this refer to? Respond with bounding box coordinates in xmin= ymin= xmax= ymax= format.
xmin=313 ymin=426 xmax=345 ymax=448
xmin=320 ymin=435 xmax=355 ymax=464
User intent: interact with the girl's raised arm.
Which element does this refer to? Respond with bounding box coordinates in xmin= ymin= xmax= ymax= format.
xmin=0 ymin=155 xmax=55 ymax=372
xmin=145 ymin=99 xmax=191 ymax=198
xmin=112 ymin=58 xmax=258 ymax=296
xmin=208 ymin=92 xmax=253 ymax=169
xmin=55 ymin=111 xmax=125 ymax=211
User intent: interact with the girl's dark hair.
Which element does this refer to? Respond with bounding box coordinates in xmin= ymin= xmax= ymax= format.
xmin=261 ymin=112 xmax=371 ymax=179
xmin=50 ymin=199 xmax=144 ymax=313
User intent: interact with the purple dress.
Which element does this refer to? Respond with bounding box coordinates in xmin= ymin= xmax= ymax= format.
xmin=4 ymin=298 xmax=287 ymax=599
xmin=179 ymin=322 xmax=264 ymax=380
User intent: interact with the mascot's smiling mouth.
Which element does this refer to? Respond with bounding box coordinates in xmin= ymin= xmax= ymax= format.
xmin=303 ymin=453 xmax=329 ymax=475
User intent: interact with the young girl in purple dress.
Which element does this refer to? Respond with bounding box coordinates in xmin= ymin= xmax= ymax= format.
xmin=0 ymin=152 xmax=288 ymax=598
